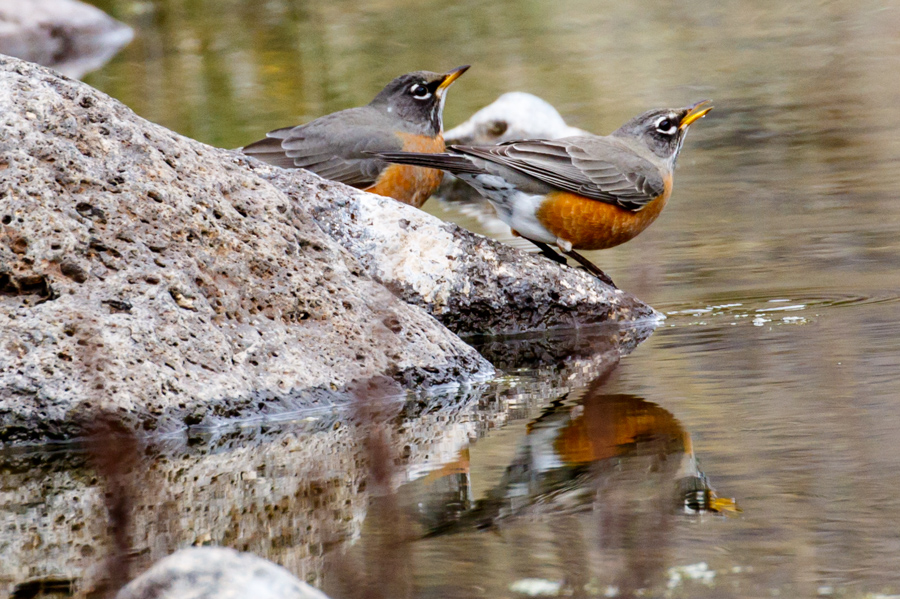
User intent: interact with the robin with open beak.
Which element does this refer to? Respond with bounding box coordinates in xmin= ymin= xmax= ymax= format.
xmin=375 ymin=100 xmax=712 ymax=286
xmin=242 ymin=66 xmax=469 ymax=208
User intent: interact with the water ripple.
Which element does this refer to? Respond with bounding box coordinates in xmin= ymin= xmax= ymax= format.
xmin=657 ymin=290 xmax=900 ymax=328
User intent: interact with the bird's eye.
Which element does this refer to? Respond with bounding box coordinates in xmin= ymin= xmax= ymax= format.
xmin=487 ymin=120 xmax=508 ymax=137
xmin=409 ymin=84 xmax=431 ymax=100
xmin=655 ymin=117 xmax=677 ymax=135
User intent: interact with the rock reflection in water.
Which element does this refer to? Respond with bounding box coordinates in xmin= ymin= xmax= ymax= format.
xmin=0 ymin=375 xmax=548 ymax=596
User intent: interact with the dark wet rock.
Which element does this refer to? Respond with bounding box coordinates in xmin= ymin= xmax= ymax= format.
xmin=264 ymin=169 xmax=658 ymax=336
xmin=472 ymin=322 xmax=656 ymax=379
xmin=116 ymin=547 xmax=332 ymax=599
xmin=0 ymin=56 xmax=492 ymax=445
xmin=0 ymin=0 xmax=133 ymax=78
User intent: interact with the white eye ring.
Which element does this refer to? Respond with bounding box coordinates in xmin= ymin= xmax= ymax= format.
xmin=409 ymin=84 xmax=432 ymax=100
xmin=655 ymin=115 xmax=678 ymax=135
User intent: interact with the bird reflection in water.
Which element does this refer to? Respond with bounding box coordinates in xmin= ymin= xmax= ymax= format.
xmin=416 ymin=372 xmax=739 ymax=595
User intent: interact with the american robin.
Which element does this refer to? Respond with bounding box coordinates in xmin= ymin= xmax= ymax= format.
xmin=375 ymin=100 xmax=712 ymax=286
xmin=242 ymin=66 xmax=469 ymax=208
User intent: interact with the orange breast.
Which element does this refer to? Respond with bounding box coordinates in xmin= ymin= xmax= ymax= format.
xmin=534 ymin=175 xmax=673 ymax=250
xmin=554 ymin=400 xmax=689 ymax=465
xmin=364 ymin=133 xmax=445 ymax=208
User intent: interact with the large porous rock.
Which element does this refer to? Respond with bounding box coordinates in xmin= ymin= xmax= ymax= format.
xmin=252 ymin=167 xmax=657 ymax=336
xmin=116 ymin=547 xmax=332 ymax=599
xmin=0 ymin=56 xmax=492 ymax=444
xmin=0 ymin=0 xmax=133 ymax=78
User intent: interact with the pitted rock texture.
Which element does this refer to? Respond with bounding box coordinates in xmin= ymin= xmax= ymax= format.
xmin=0 ymin=56 xmax=492 ymax=444
xmin=0 ymin=0 xmax=133 ymax=78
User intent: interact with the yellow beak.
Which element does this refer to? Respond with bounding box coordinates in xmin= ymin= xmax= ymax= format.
xmin=437 ymin=65 xmax=470 ymax=93
xmin=680 ymin=99 xmax=713 ymax=129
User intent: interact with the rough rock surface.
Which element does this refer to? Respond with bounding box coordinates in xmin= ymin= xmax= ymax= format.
xmin=0 ymin=0 xmax=133 ymax=78
xmin=0 ymin=56 xmax=492 ymax=444
xmin=116 ymin=547 xmax=332 ymax=599
xmin=246 ymin=160 xmax=657 ymax=335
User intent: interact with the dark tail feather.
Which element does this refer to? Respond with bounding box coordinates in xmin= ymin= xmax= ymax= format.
xmin=241 ymin=136 xmax=283 ymax=155
xmin=373 ymin=151 xmax=485 ymax=175
xmin=240 ymin=137 xmax=298 ymax=169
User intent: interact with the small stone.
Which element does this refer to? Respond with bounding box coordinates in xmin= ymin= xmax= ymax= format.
xmin=116 ymin=547 xmax=332 ymax=599
xmin=168 ymin=289 xmax=196 ymax=311
xmin=0 ymin=0 xmax=134 ymax=78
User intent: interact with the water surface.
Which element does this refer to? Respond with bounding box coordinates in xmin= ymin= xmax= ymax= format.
xmin=5 ymin=0 xmax=900 ymax=597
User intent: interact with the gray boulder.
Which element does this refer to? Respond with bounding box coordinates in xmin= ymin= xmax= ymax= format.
xmin=0 ymin=0 xmax=133 ymax=78
xmin=0 ymin=56 xmax=656 ymax=445
xmin=116 ymin=547 xmax=331 ymax=599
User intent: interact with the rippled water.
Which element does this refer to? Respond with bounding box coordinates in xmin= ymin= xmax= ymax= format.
xmin=5 ymin=0 xmax=900 ymax=597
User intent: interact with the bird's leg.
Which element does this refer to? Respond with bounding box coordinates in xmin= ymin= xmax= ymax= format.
xmin=529 ymin=238 xmax=618 ymax=288
xmin=563 ymin=250 xmax=618 ymax=288
xmin=554 ymin=237 xmax=617 ymax=287
xmin=528 ymin=240 xmax=569 ymax=266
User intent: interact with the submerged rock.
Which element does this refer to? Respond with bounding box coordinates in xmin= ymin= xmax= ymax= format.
xmin=0 ymin=56 xmax=656 ymax=445
xmin=117 ymin=547 xmax=331 ymax=599
xmin=0 ymin=0 xmax=133 ymax=78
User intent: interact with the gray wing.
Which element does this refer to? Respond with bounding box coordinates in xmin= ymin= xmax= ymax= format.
xmin=453 ymin=137 xmax=665 ymax=211
xmin=242 ymin=107 xmax=401 ymax=188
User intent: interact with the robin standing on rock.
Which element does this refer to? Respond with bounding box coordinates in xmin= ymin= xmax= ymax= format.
xmin=242 ymin=66 xmax=469 ymax=208
xmin=374 ymin=100 xmax=712 ymax=286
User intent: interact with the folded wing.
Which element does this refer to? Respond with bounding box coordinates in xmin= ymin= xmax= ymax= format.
xmin=455 ymin=137 xmax=665 ymax=211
